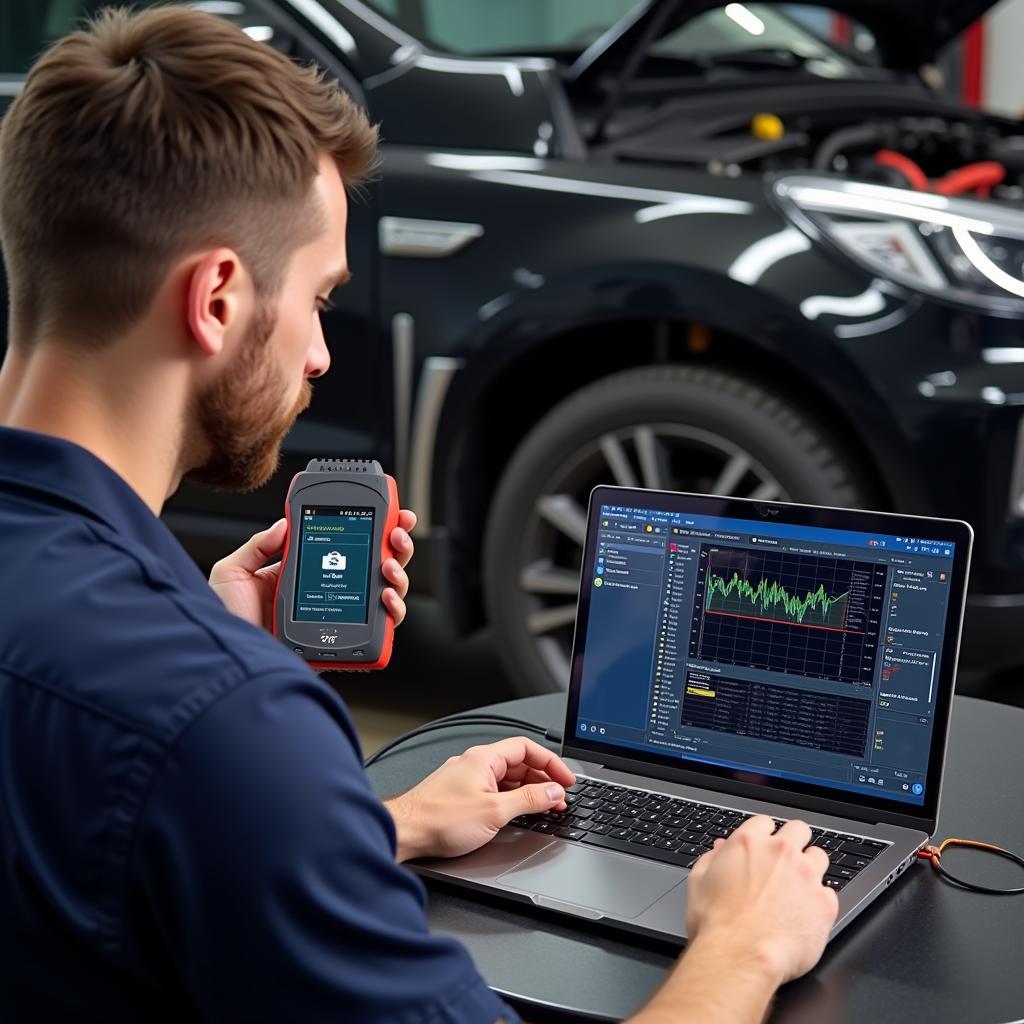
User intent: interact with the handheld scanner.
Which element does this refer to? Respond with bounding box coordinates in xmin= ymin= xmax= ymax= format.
xmin=273 ymin=458 xmax=399 ymax=670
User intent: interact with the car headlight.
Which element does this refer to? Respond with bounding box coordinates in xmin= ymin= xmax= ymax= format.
xmin=773 ymin=175 xmax=1024 ymax=315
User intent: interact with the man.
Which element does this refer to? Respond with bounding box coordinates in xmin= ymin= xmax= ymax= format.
xmin=0 ymin=7 xmax=837 ymax=1022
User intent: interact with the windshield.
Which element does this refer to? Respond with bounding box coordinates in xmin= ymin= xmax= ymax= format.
xmin=362 ymin=1 xmax=877 ymax=74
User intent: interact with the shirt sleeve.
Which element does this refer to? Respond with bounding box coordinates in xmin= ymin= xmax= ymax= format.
xmin=130 ymin=671 xmax=521 ymax=1024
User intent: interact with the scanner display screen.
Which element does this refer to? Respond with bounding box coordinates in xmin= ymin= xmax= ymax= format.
xmin=293 ymin=506 xmax=375 ymax=624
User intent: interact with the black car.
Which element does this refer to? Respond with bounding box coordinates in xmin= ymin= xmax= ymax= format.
xmin=4 ymin=0 xmax=1024 ymax=696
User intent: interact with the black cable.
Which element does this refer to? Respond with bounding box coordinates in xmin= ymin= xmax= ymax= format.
xmin=363 ymin=714 xmax=563 ymax=769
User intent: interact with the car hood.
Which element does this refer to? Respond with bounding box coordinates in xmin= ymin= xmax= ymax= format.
xmin=571 ymin=0 xmax=997 ymax=82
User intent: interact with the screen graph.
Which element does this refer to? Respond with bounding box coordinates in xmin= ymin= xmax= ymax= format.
xmin=689 ymin=545 xmax=887 ymax=685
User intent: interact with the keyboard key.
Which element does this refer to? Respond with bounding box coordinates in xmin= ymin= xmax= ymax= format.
xmin=578 ymin=798 xmax=602 ymax=810
xmin=836 ymin=854 xmax=871 ymax=871
xmin=583 ymin=786 xmax=606 ymax=798
xmin=592 ymin=811 xmax=617 ymax=823
xmin=824 ymin=876 xmax=847 ymax=890
xmin=629 ymin=834 xmax=656 ymax=847
xmin=655 ymin=838 xmax=682 ymax=851
xmin=610 ymin=827 xmax=636 ymax=841
xmin=531 ymin=822 xmax=561 ymax=834
xmin=508 ymin=816 xmax=533 ymax=828
xmin=829 ymin=866 xmax=856 ymax=880
xmin=839 ymin=841 xmax=880 ymax=859
xmin=639 ymin=811 xmax=662 ymax=823
xmin=707 ymin=825 xmax=731 ymax=839
xmin=555 ymin=828 xmax=587 ymax=841
xmin=569 ymin=807 xmax=594 ymax=820
xmin=633 ymin=820 xmax=660 ymax=833
xmin=582 ymin=831 xmax=701 ymax=870
xmin=588 ymin=823 xmax=612 ymax=835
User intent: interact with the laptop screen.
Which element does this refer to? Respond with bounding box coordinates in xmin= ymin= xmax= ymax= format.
xmin=567 ymin=490 xmax=970 ymax=812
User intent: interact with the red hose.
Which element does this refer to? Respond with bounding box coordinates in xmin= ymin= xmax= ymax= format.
xmin=935 ymin=161 xmax=1006 ymax=198
xmin=874 ymin=149 xmax=929 ymax=190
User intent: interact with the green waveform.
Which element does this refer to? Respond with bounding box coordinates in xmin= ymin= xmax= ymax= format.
xmin=706 ymin=571 xmax=849 ymax=626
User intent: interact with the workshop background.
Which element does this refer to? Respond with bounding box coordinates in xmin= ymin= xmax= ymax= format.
xmin=5 ymin=1 xmax=1024 ymax=755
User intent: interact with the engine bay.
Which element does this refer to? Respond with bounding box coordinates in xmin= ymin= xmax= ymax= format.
xmin=598 ymin=85 xmax=1024 ymax=204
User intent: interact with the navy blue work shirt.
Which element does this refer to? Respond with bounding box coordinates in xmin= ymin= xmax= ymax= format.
xmin=0 ymin=426 xmax=519 ymax=1023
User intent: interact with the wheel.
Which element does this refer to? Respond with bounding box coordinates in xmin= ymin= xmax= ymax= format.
xmin=482 ymin=364 xmax=876 ymax=696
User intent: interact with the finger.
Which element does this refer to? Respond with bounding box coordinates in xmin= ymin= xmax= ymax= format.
xmin=776 ymin=819 xmax=813 ymax=851
xmin=382 ymin=558 xmax=409 ymax=599
xmin=471 ymin=736 xmax=575 ymax=788
xmin=212 ymin=518 xmax=287 ymax=578
xmin=804 ymin=844 xmax=831 ymax=878
xmin=731 ymin=814 xmax=776 ymax=842
xmin=689 ymin=839 xmax=724 ymax=880
xmin=254 ymin=560 xmax=282 ymax=583
xmin=389 ymin=527 xmax=415 ymax=570
xmin=381 ymin=588 xmax=407 ymax=627
xmin=498 ymin=781 xmax=565 ymax=820
xmin=398 ymin=509 xmax=417 ymax=533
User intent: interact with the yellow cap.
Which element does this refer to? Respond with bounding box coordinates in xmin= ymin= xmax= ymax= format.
xmin=751 ymin=113 xmax=784 ymax=140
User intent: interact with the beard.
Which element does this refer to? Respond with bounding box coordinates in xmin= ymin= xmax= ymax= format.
xmin=185 ymin=300 xmax=312 ymax=492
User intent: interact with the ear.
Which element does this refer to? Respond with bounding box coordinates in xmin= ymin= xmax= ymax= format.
xmin=185 ymin=249 xmax=247 ymax=357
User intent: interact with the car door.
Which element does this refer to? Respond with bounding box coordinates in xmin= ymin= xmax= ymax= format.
xmin=0 ymin=0 xmax=385 ymax=568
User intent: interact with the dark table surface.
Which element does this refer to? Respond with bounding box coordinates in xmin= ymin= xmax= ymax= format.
xmin=365 ymin=694 xmax=1024 ymax=1024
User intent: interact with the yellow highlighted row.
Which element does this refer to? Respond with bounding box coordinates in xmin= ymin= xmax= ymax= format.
xmin=686 ymin=686 xmax=716 ymax=698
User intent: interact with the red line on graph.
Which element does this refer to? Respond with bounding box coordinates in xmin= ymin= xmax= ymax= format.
xmin=704 ymin=609 xmax=864 ymax=635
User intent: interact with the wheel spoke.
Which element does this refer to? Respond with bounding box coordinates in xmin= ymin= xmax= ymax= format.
xmin=536 ymin=637 xmax=572 ymax=689
xmin=535 ymin=494 xmax=588 ymax=546
xmin=712 ymin=454 xmax=750 ymax=495
xmin=634 ymin=426 xmax=664 ymax=490
xmin=749 ymin=479 xmax=782 ymax=500
xmin=599 ymin=434 xmax=638 ymax=488
xmin=521 ymin=560 xmax=581 ymax=596
xmin=526 ymin=604 xmax=579 ymax=635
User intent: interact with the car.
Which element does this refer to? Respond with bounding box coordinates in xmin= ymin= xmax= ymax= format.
xmin=3 ymin=0 xmax=1024 ymax=696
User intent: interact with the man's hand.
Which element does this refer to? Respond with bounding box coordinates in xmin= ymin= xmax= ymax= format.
xmin=383 ymin=737 xmax=576 ymax=862
xmin=628 ymin=815 xmax=838 ymax=1024
xmin=684 ymin=815 xmax=838 ymax=986
xmin=209 ymin=510 xmax=417 ymax=632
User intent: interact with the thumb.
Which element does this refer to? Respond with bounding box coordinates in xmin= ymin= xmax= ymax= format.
xmin=213 ymin=518 xmax=287 ymax=579
xmin=500 ymin=782 xmax=565 ymax=820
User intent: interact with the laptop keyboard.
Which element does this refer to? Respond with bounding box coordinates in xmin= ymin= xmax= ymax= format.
xmin=508 ymin=776 xmax=890 ymax=891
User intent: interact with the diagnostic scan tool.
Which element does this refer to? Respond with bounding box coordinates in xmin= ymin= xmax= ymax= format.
xmin=273 ymin=458 xmax=399 ymax=670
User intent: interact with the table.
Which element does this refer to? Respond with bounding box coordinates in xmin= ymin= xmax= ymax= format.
xmin=365 ymin=694 xmax=1024 ymax=1023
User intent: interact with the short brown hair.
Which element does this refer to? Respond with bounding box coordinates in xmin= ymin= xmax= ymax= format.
xmin=0 ymin=4 xmax=378 ymax=348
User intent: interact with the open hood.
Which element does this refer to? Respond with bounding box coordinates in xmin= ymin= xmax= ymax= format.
xmin=570 ymin=0 xmax=999 ymax=84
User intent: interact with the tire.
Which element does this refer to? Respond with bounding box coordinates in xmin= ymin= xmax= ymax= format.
xmin=483 ymin=364 xmax=876 ymax=696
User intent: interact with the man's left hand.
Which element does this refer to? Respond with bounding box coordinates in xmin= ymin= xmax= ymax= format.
xmin=210 ymin=510 xmax=417 ymax=633
xmin=383 ymin=737 xmax=576 ymax=862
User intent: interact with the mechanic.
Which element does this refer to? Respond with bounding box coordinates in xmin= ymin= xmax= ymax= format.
xmin=0 ymin=8 xmax=838 ymax=1023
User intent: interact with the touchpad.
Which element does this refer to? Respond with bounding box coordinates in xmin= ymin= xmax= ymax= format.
xmin=496 ymin=842 xmax=683 ymax=919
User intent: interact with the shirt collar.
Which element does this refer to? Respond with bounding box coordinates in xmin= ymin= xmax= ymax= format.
xmin=0 ymin=425 xmax=209 ymax=589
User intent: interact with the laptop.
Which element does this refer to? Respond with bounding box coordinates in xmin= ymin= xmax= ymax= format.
xmin=414 ymin=487 xmax=973 ymax=944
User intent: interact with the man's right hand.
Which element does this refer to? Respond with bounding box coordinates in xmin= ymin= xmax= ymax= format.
xmin=628 ymin=815 xmax=838 ymax=1024
xmin=685 ymin=815 xmax=839 ymax=984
